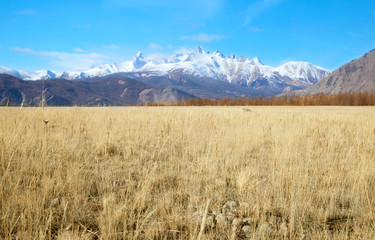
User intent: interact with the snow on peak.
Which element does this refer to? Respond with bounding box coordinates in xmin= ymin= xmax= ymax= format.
xmin=196 ymin=46 xmax=205 ymax=54
xmin=168 ymin=53 xmax=187 ymax=63
xmin=215 ymin=51 xmax=225 ymax=58
xmin=132 ymin=51 xmax=146 ymax=69
xmin=135 ymin=51 xmax=143 ymax=58
xmin=0 ymin=47 xmax=331 ymax=86
xmin=250 ymin=57 xmax=263 ymax=65
xmin=0 ymin=66 xmax=59 ymax=80
xmin=0 ymin=66 xmax=22 ymax=78
xmin=184 ymin=46 xmax=208 ymax=62
xmin=275 ymin=61 xmax=330 ymax=83
xmin=276 ymin=61 xmax=321 ymax=73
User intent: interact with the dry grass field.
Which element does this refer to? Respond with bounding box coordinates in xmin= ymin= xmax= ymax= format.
xmin=1 ymin=106 xmax=375 ymax=239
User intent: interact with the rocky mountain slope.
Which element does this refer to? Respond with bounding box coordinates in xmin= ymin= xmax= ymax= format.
xmin=0 ymin=74 xmax=195 ymax=106
xmin=288 ymin=49 xmax=375 ymax=95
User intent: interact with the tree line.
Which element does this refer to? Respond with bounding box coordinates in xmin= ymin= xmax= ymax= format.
xmin=147 ymin=92 xmax=375 ymax=106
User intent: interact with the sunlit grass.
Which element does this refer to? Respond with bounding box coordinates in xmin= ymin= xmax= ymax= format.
xmin=1 ymin=106 xmax=375 ymax=239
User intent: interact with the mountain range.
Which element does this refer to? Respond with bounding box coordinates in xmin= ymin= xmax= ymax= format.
xmin=0 ymin=46 xmax=330 ymax=96
xmin=10 ymin=46 xmax=375 ymax=106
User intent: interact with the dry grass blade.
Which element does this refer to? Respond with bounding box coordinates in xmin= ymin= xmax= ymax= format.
xmin=197 ymin=199 xmax=211 ymax=240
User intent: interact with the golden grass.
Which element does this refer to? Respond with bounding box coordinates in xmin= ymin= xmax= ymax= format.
xmin=1 ymin=106 xmax=375 ymax=239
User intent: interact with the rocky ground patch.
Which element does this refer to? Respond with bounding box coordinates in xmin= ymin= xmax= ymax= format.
xmin=190 ymin=200 xmax=290 ymax=239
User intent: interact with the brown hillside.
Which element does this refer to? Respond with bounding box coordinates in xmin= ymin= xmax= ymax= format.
xmin=0 ymin=74 xmax=196 ymax=106
xmin=290 ymin=49 xmax=375 ymax=95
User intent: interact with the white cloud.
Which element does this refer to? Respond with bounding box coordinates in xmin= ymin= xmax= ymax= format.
xmin=172 ymin=48 xmax=190 ymax=55
xmin=11 ymin=47 xmax=108 ymax=71
xmin=167 ymin=44 xmax=173 ymax=50
xmin=106 ymin=0 xmax=223 ymax=10
xmin=103 ymin=44 xmax=120 ymax=49
xmin=249 ymin=26 xmax=263 ymax=32
xmin=181 ymin=33 xmax=225 ymax=42
xmin=149 ymin=43 xmax=163 ymax=50
xmin=144 ymin=53 xmax=168 ymax=62
xmin=15 ymin=9 xmax=36 ymax=15
xmin=72 ymin=23 xmax=91 ymax=29
xmin=104 ymin=0 xmax=224 ymax=18
xmin=73 ymin=47 xmax=86 ymax=52
xmin=12 ymin=47 xmax=34 ymax=54
xmin=244 ymin=0 xmax=285 ymax=25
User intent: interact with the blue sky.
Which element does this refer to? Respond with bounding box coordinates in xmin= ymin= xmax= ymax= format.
xmin=1 ymin=0 xmax=375 ymax=72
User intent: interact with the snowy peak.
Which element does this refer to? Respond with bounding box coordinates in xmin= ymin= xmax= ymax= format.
xmin=195 ymin=46 xmax=205 ymax=54
xmin=135 ymin=51 xmax=143 ymax=57
xmin=0 ymin=66 xmax=22 ymax=79
xmin=168 ymin=52 xmax=188 ymax=63
xmin=132 ymin=51 xmax=146 ymax=69
xmin=278 ymin=61 xmax=315 ymax=72
xmin=275 ymin=61 xmax=329 ymax=84
xmin=185 ymin=46 xmax=207 ymax=62
xmin=250 ymin=57 xmax=263 ymax=65
xmin=0 ymin=66 xmax=58 ymax=80
xmin=213 ymin=51 xmax=225 ymax=58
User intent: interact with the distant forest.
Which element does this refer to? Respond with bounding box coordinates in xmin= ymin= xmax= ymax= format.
xmin=149 ymin=92 xmax=375 ymax=106
xmin=2 ymin=92 xmax=374 ymax=107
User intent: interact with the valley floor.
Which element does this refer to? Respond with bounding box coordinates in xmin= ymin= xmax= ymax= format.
xmin=1 ymin=106 xmax=375 ymax=239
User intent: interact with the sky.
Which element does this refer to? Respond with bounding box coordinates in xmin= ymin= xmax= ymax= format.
xmin=1 ymin=0 xmax=375 ymax=72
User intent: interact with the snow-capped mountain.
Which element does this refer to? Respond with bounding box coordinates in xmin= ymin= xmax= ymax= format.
xmin=0 ymin=66 xmax=58 ymax=80
xmin=0 ymin=46 xmax=331 ymax=93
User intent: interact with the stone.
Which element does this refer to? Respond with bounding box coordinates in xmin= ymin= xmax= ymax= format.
xmin=207 ymin=215 xmax=215 ymax=228
xmin=240 ymin=202 xmax=250 ymax=209
xmin=216 ymin=213 xmax=228 ymax=228
xmin=212 ymin=208 xmax=221 ymax=216
xmin=226 ymin=212 xmax=236 ymax=224
xmin=192 ymin=211 xmax=202 ymax=223
xmin=279 ymin=222 xmax=288 ymax=236
xmin=187 ymin=203 xmax=196 ymax=212
xmin=232 ymin=218 xmax=243 ymax=229
xmin=258 ymin=223 xmax=274 ymax=236
xmin=242 ymin=225 xmax=252 ymax=238
xmin=223 ymin=200 xmax=239 ymax=213
xmin=243 ymin=218 xmax=252 ymax=226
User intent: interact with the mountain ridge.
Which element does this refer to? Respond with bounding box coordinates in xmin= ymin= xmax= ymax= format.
xmin=0 ymin=47 xmax=330 ymax=92
xmin=0 ymin=73 xmax=196 ymax=106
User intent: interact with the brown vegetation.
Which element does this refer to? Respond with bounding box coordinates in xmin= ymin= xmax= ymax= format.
xmin=160 ymin=92 xmax=375 ymax=106
xmin=1 ymin=106 xmax=375 ymax=239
